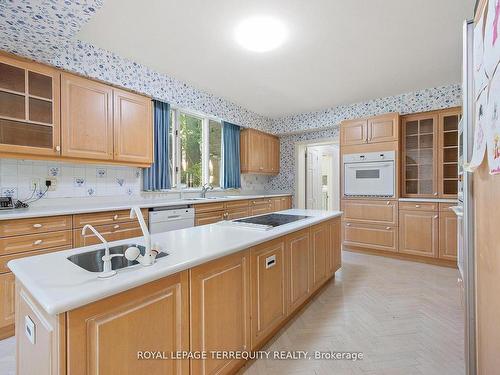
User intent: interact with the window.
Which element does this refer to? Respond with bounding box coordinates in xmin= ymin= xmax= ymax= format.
xmin=169 ymin=109 xmax=223 ymax=189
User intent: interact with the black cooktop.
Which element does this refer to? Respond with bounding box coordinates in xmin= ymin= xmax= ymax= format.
xmin=234 ymin=213 xmax=310 ymax=227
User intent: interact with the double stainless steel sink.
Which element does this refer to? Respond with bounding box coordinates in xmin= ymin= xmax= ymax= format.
xmin=67 ymin=244 xmax=168 ymax=273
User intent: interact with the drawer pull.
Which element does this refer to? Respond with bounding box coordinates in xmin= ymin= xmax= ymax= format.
xmin=386 ymin=227 xmax=391 ymax=230
xmin=113 ymin=224 xmax=120 ymax=229
xmin=434 ymin=192 xmax=438 ymax=196
xmin=346 ymin=223 xmax=351 ymax=226
xmin=33 ymin=223 xmax=43 ymax=228
xmin=33 ymin=239 xmax=43 ymax=245
xmin=415 ymin=205 xmax=420 ymax=208
xmin=386 ymin=201 xmax=390 ymax=205
xmin=433 ymin=215 xmax=438 ymax=219
xmin=113 ymin=214 xmax=119 ymax=220
xmin=265 ymin=255 xmax=276 ymax=269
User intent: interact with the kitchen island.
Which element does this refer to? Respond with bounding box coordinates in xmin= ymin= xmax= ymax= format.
xmin=9 ymin=209 xmax=342 ymax=375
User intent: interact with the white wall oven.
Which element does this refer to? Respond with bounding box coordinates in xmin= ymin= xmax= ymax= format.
xmin=343 ymin=151 xmax=396 ymax=197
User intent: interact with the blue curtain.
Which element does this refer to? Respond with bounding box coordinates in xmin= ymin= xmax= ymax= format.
xmin=143 ymin=100 xmax=171 ymax=190
xmin=221 ymin=121 xmax=241 ymax=189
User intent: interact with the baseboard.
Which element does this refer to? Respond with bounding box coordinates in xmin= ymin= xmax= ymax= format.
xmin=343 ymin=246 xmax=457 ymax=268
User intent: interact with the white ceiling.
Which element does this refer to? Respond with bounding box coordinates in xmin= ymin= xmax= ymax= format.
xmin=77 ymin=0 xmax=474 ymax=118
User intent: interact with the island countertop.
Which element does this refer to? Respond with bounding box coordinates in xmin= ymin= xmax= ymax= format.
xmin=8 ymin=209 xmax=342 ymax=315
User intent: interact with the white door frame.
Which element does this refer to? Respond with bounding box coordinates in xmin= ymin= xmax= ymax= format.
xmin=295 ymin=138 xmax=339 ymax=209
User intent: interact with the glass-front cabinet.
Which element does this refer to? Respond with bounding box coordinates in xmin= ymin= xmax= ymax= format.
xmin=401 ymin=108 xmax=461 ymax=198
xmin=0 ymin=55 xmax=60 ymax=156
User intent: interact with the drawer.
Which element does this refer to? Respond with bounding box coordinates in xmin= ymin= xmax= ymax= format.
xmin=0 ymin=230 xmax=72 ymax=256
xmin=73 ymin=208 xmax=148 ymax=228
xmin=225 ymin=199 xmax=250 ymax=209
xmin=226 ymin=207 xmax=250 ymax=220
xmin=343 ymin=222 xmax=398 ymax=252
xmin=194 ymin=211 xmax=225 ymax=226
xmin=399 ymin=202 xmax=438 ymax=211
xmin=250 ymin=198 xmax=272 ymax=206
xmin=73 ymin=222 xmax=144 ymax=247
xmin=0 ymin=245 xmax=72 ymax=274
xmin=439 ymin=203 xmax=457 ymax=212
xmin=193 ymin=202 xmax=225 ymax=214
xmin=0 ymin=215 xmax=72 ymax=238
xmin=250 ymin=204 xmax=273 ymax=216
xmin=341 ymin=199 xmax=398 ymax=226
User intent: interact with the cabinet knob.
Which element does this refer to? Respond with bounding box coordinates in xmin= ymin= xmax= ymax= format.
xmin=433 ymin=215 xmax=438 ymax=219
xmin=386 ymin=227 xmax=391 ymax=230
xmin=346 ymin=223 xmax=351 ymax=226
xmin=259 ymin=166 xmax=264 ymax=170
xmin=386 ymin=201 xmax=390 ymax=205
xmin=33 ymin=239 xmax=43 ymax=245
xmin=415 ymin=205 xmax=420 ymax=208
xmin=55 ymin=145 xmax=61 ymax=152
xmin=434 ymin=192 xmax=438 ymax=196
xmin=113 ymin=224 xmax=120 ymax=229
xmin=113 ymin=214 xmax=119 ymax=220
xmin=33 ymin=223 xmax=43 ymax=228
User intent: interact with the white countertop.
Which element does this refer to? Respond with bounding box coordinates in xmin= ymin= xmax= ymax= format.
xmin=0 ymin=193 xmax=292 ymax=221
xmin=398 ymin=198 xmax=458 ymax=203
xmin=8 ymin=209 xmax=341 ymax=315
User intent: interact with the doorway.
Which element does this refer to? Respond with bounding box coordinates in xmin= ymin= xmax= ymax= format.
xmin=296 ymin=140 xmax=339 ymax=210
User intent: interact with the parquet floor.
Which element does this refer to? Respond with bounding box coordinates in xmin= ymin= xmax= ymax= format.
xmin=0 ymin=251 xmax=464 ymax=375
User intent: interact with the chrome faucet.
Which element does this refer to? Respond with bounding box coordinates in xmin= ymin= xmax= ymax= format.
xmin=201 ymin=183 xmax=214 ymax=198
xmin=81 ymin=224 xmax=123 ymax=278
xmin=125 ymin=206 xmax=157 ymax=266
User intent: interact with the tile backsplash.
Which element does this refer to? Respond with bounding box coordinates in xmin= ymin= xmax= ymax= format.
xmin=0 ymin=159 xmax=142 ymax=201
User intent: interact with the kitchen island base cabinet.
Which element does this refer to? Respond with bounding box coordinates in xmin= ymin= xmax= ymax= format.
xmin=250 ymin=238 xmax=287 ymax=349
xmin=286 ymin=229 xmax=311 ymax=314
xmin=0 ymin=272 xmax=15 ymax=338
xmin=66 ymin=271 xmax=189 ymax=375
xmin=190 ymin=251 xmax=251 ymax=375
xmin=310 ymin=222 xmax=330 ymax=291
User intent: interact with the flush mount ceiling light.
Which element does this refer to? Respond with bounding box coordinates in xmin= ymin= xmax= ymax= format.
xmin=234 ymin=16 xmax=287 ymax=52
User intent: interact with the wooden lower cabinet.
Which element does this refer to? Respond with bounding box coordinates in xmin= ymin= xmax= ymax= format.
xmin=343 ymin=222 xmax=398 ymax=253
xmin=66 ymin=271 xmax=190 ymax=375
xmin=439 ymin=210 xmax=457 ymax=260
xmin=250 ymin=238 xmax=287 ymax=349
xmin=190 ymin=251 xmax=251 ymax=375
xmin=310 ymin=222 xmax=330 ymax=291
xmin=0 ymin=272 xmax=15 ymax=337
xmin=195 ymin=210 xmax=225 ymax=226
xmin=285 ymin=229 xmax=311 ymax=314
xmin=73 ymin=221 xmax=145 ymax=247
xmin=225 ymin=207 xmax=249 ymax=220
xmin=399 ymin=210 xmax=439 ymax=258
xmin=341 ymin=199 xmax=398 ymax=226
xmin=272 ymin=196 xmax=292 ymax=211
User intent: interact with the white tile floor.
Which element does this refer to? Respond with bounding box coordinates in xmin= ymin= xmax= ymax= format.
xmin=0 ymin=251 xmax=464 ymax=375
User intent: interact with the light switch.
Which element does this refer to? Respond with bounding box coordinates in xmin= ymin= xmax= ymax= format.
xmin=24 ymin=315 xmax=35 ymax=345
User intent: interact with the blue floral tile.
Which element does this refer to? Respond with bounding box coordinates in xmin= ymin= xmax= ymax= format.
xmin=96 ymin=168 xmax=106 ymax=178
xmin=73 ymin=177 xmax=85 ymax=187
xmin=48 ymin=166 xmax=60 ymax=177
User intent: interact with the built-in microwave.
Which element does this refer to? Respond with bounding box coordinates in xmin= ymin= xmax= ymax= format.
xmin=343 ymin=151 xmax=396 ymax=197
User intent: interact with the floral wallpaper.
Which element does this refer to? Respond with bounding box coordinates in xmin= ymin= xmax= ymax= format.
xmin=0 ymin=0 xmax=462 ymax=199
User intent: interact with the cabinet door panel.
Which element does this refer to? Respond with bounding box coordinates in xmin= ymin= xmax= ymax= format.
xmin=113 ymin=89 xmax=153 ymax=164
xmin=399 ymin=210 xmax=438 ymax=257
xmin=286 ymin=229 xmax=311 ymax=314
xmin=226 ymin=207 xmax=249 ymax=220
xmin=368 ymin=113 xmax=399 ymax=143
xmin=67 ymin=272 xmax=189 ymax=375
xmin=341 ymin=120 xmax=367 ymax=145
xmin=310 ymin=222 xmax=330 ymax=291
xmin=250 ymin=239 xmax=286 ymax=349
xmin=329 ymin=218 xmax=341 ymax=275
xmin=73 ymin=222 xmax=144 ymax=247
xmin=439 ymin=211 xmax=457 ymax=260
xmin=0 ymin=273 xmax=15 ymax=331
xmin=61 ymin=73 xmax=113 ymax=160
xmin=190 ymin=251 xmax=250 ymax=375
xmin=195 ymin=211 xmax=225 ymax=226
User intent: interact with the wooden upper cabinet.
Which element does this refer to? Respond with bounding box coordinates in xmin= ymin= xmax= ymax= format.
xmin=61 ymin=73 xmax=113 ymax=160
xmin=399 ymin=209 xmax=439 ymax=258
xmin=368 ymin=113 xmax=399 ymax=143
xmin=0 ymin=54 xmax=61 ymax=156
xmin=113 ymin=88 xmax=153 ymax=164
xmin=401 ymin=113 xmax=439 ymax=197
xmin=438 ymin=108 xmax=461 ymax=198
xmin=240 ymin=128 xmax=280 ymax=175
xmin=341 ymin=113 xmax=399 ymax=146
xmin=340 ymin=119 xmax=367 ymax=145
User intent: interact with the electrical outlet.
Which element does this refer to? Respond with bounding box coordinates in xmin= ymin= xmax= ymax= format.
xmin=30 ymin=178 xmax=40 ymax=191
xmin=45 ymin=178 xmax=56 ymax=191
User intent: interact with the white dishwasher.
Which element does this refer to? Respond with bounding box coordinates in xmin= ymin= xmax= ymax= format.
xmin=149 ymin=206 xmax=195 ymax=234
